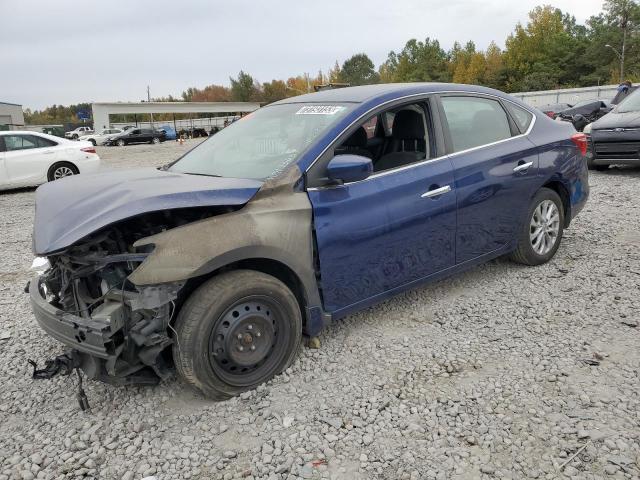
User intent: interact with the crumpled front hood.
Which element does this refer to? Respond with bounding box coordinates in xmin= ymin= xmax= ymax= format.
xmin=33 ymin=168 xmax=263 ymax=255
xmin=592 ymin=111 xmax=640 ymax=130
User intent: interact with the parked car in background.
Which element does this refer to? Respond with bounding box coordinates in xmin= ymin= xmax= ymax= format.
xmin=79 ymin=128 xmax=123 ymax=146
xmin=41 ymin=126 xmax=65 ymax=138
xmin=538 ymin=103 xmax=572 ymax=119
xmin=556 ymin=99 xmax=612 ymax=131
xmin=178 ymin=127 xmax=209 ymax=138
xmin=586 ymin=88 xmax=640 ymax=170
xmin=0 ymin=131 xmax=100 ymax=190
xmin=158 ymin=125 xmax=177 ymax=141
xmin=64 ymin=126 xmax=93 ymax=140
xmin=103 ymin=128 xmax=166 ymax=146
xmin=28 ymin=83 xmax=589 ymax=399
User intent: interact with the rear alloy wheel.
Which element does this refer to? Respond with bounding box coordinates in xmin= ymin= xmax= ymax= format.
xmin=117 ymin=139 xmax=125 ymax=147
xmin=48 ymin=162 xmax=78 ymax=182
xmin=173 ymin=270 xmax=302 ymax=400
xmin=151 ymin=137 xmax=160 ymax=144
xmin=510 ymin=188 xmax=564 ymax=266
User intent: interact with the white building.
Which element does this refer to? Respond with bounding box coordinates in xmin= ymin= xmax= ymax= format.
xmin=0 ymin=102 xmax=25 ymax=130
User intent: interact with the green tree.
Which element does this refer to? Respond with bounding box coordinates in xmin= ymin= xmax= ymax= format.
xmin=339 ymin=53 xmax=379 ymax=85
xmin=380 ymin=38 xmax=450 ymax=83
xmin=230 ymin=71 xmax=258 ymax=101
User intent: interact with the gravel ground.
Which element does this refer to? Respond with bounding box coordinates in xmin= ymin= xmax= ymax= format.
xmin=0 ymin=142 xmax=639 ymax=480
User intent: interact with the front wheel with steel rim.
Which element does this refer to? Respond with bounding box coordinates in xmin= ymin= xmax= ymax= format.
xmin=510 ymin=187 xmax=565 ymax=266
xmin=173 ymin=270 xmax=302 ymax=400
xmin=47 ymin=162 xmax=78 ymax=182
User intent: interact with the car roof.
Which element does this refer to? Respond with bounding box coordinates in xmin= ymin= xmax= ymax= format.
xmin=0 ymin=130 xmax=69 ymax=142
xmin=271 ymin=82 xmax=515 ymax=105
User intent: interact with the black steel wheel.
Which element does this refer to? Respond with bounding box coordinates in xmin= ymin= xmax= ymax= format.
xmin=208 ymin=296 xmax=289 ymax=387
xmin=173 ymin=270 xmax=302 ymax=400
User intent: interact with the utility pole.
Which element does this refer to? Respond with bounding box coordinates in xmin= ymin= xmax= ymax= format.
xmin=605 ymin=44 xmax=626 ymax=83
xmin=620 ymin=25 xmax=627 ymax=82
xmin=147 ymin=85 xmax=154 ymax=128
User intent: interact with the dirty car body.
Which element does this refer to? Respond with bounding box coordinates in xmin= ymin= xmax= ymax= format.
xmin=29 ymin=83 xmax=589 ymax=396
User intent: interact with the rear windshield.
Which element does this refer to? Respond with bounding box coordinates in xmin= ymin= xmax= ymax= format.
xmin=170 ymin=103 xmax=352 ymax=180
xmin=616 ymin=89 xmax=640 ymax=113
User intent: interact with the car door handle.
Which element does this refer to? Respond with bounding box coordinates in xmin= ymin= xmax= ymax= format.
xmin=421 ymin=185 xmax=451 ymax=198
xmin=513 ymin=161 xmax=533 ymax=173
xmin=42 ymin=150 xmax=55 ymax=154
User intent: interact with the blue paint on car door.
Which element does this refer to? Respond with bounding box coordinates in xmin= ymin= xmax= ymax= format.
xmin=449 ymin=138 xmax=540 ymax=262
xmin=438 ymin=95 xmax=540 ymax=263
xmin=308 ymin=158 xmax=457 ymax=315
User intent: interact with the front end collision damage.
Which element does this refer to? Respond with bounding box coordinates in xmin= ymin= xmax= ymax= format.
xmin=29 ymin=166 xmax=323 ymax=386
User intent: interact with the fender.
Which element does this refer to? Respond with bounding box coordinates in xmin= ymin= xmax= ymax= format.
xmin=128 ymin=167 xmax=323 ymax=310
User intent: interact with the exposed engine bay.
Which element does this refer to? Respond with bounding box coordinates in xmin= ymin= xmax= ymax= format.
xmin=34 ymin=207 xmax=236 ymax=384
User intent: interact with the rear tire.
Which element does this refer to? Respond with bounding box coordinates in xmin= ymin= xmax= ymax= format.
xmin=510 ymin=188 xmax=564 ymax=266
xmin=47 ymin=162 xmax=79 ymax=181
xmin=173 ymin=270 xmax=302 ymax=400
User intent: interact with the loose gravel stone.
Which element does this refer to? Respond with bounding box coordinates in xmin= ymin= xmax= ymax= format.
xmin=0 ymin=146 xmax=638 ymax=479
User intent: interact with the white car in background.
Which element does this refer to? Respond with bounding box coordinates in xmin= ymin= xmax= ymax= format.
xmin=64 ymin=126 xmax=93 ymax=140
xmin=0 ymin=131 xmax=101 ymax=191
xmin=79 ymin=127 xmax=123 ymax=146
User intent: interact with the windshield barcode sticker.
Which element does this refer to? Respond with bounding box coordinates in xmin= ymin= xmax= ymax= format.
xmin=296 ymin=105 xmax=345 ymax=115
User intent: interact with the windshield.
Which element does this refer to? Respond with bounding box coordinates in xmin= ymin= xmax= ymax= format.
xmin=616 ymin=89 xmax=640 ymax=113
xmin=170 ymin=103 xmax=352 ymax=179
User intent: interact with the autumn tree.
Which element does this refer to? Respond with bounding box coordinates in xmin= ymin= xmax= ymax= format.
xmin=328 ymin=61 xmax=341 ymax=82
xmin=262 ymin=80 xmax=289 ymax=104
xmin=503 ymin=6 xmax=586 ymax=91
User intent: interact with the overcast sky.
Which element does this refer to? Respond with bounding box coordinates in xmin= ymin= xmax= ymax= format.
xmin=1 ymin=0 xmax=604 ymax=110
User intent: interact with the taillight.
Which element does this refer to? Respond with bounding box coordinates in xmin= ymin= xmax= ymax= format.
xmin=81 ymin=147 xmax=96 ymax=154
xmin=571 ymin=133 xmax=588 ymax=156
xmin=545 ymin=111 xmax=555 ymax=118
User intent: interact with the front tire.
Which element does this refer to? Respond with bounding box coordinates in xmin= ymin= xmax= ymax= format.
xmin=173 ymin=270 xmax=302 ymax=400
xmin=117 ymin=139 xmax=126 ymax=147
xmin=510 ymin=188 xmax=564 ymax=266
xmin=151 ymin=137 xmax=160 ymax=144
xmin=89 ymin=139 xmax=97 ymax=146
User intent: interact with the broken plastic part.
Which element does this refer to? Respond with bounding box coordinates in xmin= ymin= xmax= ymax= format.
xmin=28 ymin=351 xmax=80 ymax=379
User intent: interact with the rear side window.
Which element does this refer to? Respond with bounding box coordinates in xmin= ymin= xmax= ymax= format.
xmin=505 ymin=102 xmax=534 ymax=133
xmin=441 ymin=96 xmax=512 ymax=152
xmin=35 ymin=136 xmax=57 ymax=147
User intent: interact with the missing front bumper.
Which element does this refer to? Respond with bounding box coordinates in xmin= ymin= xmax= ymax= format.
xmin=29 ymin=276 xmax=177 ymax=385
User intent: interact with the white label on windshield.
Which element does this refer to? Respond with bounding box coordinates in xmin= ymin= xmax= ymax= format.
xmin=296 ymin=105 xmax=345 ymax=115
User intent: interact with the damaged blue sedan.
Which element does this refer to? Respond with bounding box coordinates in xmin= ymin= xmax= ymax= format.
xmin=29 ymin=84 xmax=589 ymax=399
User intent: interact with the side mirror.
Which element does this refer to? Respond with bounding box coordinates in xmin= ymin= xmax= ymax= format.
xmin=326 ymin=154 xmax=373 ymax=184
